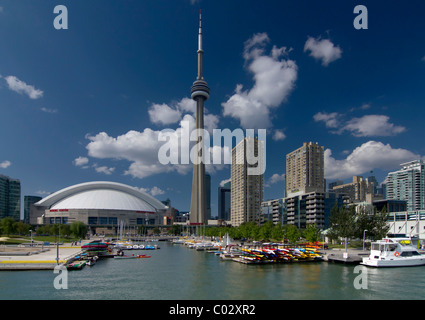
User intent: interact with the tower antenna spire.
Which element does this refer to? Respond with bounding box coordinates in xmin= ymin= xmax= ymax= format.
xmin=197 ymin=9 xmax=203 ymax=78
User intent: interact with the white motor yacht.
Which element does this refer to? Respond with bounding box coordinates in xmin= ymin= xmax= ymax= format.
xmin=361 ymin=237 xmax=425 ymax=267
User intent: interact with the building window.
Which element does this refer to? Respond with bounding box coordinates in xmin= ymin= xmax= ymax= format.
xmin=88 ymin=217 xmax=98 ymax=225
xmin=99 ymin=217 xmax=108 ymax=225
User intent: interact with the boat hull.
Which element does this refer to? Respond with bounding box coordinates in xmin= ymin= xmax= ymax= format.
xmin=361 ymin=257 xmax=425 ymax=267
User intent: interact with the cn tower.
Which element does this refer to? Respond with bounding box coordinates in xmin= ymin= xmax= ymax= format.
xmin=189 ymin=11 xmax=210 ymax=225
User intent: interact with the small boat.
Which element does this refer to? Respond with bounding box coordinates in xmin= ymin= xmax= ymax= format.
xmin=82 ymin=242 xmax=108 ymax=250
xmin=67 ymin=261 xmax=86 ymax=270
xmin=361 ymin=237 xmax=425 ymax=268
xmin=86 ymin=259 xmax=96 ymax=266
xmin=114 ymin=255 xmax=137 ymax=259
xmin=137 ymin=254 xmax=151 ymax=258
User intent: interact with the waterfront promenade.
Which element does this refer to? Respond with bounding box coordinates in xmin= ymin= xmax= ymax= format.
xmin=0 ymin=244 xmax=82 ymax=270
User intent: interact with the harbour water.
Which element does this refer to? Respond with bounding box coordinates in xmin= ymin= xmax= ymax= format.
xmin=1 ymin=241 xmax=425 ymax=300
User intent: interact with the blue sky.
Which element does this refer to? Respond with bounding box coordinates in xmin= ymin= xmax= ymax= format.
xmin=1 ymin=0 xmax=425 ymax=217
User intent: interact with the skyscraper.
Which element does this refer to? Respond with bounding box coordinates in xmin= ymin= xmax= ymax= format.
xmin=24 ymin=195 xmax=42 ymax=224
xmin=189 ymin=11 xmax=210 ymax=225
xmin=386 ymin=160 xmax=425 ymax=211
xmin=286 ymin=142 xmax=325 ymax=197
xmin=218 ymin=181 xmax=231 ymax=221
xmin=231 ymin=137 xmax=264 ymax=227
xmin=0 ymin=174 xmax=21 ymax=221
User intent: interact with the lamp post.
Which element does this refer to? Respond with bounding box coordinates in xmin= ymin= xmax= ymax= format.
xmin=363 ymin=229 xmax=368 ymax=251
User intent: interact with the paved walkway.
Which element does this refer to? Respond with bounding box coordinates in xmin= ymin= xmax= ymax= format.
xmin=0 ymin=244 xmax=82 ymax=270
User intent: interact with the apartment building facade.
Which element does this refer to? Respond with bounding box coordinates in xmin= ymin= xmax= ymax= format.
xmin=286 ymin=142 xmax=325 ymax=198
xmin=386 ymin=160 xmax=425 ymax=211
xmin=231 ymin=137 xmax=264 ymax=227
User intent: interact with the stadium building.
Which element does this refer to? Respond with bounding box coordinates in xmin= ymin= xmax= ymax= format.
xmin=31 ymin=181 xmax=169 ymax=235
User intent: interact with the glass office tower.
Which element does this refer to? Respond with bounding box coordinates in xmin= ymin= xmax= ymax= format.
xmin=0 ymin=174 xmax=21 ymax=220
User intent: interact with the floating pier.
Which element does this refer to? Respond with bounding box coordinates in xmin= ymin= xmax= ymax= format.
xmin=323 ymin=250 xmax=369 ymax=264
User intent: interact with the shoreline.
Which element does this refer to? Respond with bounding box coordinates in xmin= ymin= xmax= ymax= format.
xmin=0 ymin=243 xmax=82 ymax=270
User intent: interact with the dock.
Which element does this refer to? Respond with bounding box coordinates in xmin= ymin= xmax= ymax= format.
xmin=0 ymin=244 xmax=83 ymax=270
xmin=322 ymin=249 xmax=369 ymax=264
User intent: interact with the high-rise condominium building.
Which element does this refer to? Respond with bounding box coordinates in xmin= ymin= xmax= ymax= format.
xmin=231 ymin=137 xmax=264 ymax=227
xmin=331 ymin=175 xmax=375 ymax=204
xmin=286 ymin=142 xmax=325 ymax=197
xmin=386 ymin=160 xmax=425 ymax=211
xmin=0 ymin=174 xmax=21 ymax=220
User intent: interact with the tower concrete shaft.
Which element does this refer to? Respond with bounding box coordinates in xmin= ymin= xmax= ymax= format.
xmin=190 ymin=11 xmax=210 ymax=225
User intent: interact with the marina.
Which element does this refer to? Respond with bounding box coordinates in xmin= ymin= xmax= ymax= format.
xmin=0 ymin=235 xmax=415 ymax=270
xmin=1 ymin=240 xmax=425 ymax=300
xmin=173 ymin=236 xmax=370 ymax=265
xmin=0 ymin=238 xmax=160 ymax=271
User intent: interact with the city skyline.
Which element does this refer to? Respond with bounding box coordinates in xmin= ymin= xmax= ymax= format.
xmin=1 ymin=1 xmax=425 ymax=217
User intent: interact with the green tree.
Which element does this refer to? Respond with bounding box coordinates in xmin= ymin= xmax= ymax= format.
xmin=329 ymin=204 xmax=357 ymax=242
xmin=351 ymin=205 xmax=390 ymax=241
xmin=284 ymin=224 xmax=300 ymax=245
xmin=70 ymin=221 xmax=88 ymax=238
xmin=168 ymin=225 xmax=182 ymax=236
xmin=15 ymin=221 xmax=31 ymax=235
xmin=239 ymin=222 xmax=259 ymax=240
xmin=369 ymin=206 xmax=390 ymax=240
xmin=60 ymin=224 xmax=71 ymax=238
xmin=271 ymin=223 xmax=284 ymax=242
xmin=304 ymin=224 xmax=320 ymax=243
xmin=35 ymin=225 xmax=50 ymax=236
xmin=259 ymin=221 xmax=273 ymax=241
xmin=354 ymin=206 xmax=371 ymax=239
xmin=0 ymin=217 xmax=16 ymax=236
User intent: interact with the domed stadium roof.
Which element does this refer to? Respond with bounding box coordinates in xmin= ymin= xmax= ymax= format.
xmin=36 ymin=181 xmax=167 ymax=213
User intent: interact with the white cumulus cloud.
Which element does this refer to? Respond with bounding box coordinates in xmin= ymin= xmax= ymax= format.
xmin=219 ymin=178 xmax=231 ymax=187
xmin=272 ymin=129 xmax=286 ymax=141
xmin=73 ymin=156 xmax=89 ymax=167
xmin=222 ymin=33 xmax=298 ymax=129
xmin=339 ymin=115 xmax=406 ymax=137
xmin=85 ymin=115 xmax=197 ymax=179
xmin=4 ymin=75 xmax=43 ymax=99
xmin=148 ymin=103 xmax=182 ymax=125
xmin=148 ymin=97 xmax=219 ymax=133
xmin=269 ymin=173 xmax=285 ymax=184
xmin=313 ymin=112 xmax=340 ymax=128
xmin=314 ymin=112 xmax=406 ymax=137
xmin=0 ymin=160 xmax=11 ymax=169
xmin=325 ymin=141 xmax=420 ymax=180
xmin=304 ymin=36 xmax=342 ymax=66
xmin=94 ymin=164 xmax=115 ymax=175
xmin=137 ymin=186 xmax=166 ymax=197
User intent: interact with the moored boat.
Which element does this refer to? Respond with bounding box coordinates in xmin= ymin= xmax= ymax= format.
xmin=361 ymin=237 xmax=425 ymax=267
xmin=114 ymin=255 xmax=137 ymax=259
xmin=81 ymin=241 xmax=109 ymax=250
xmin=67 ymin=261 xmax=86 ymax=270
